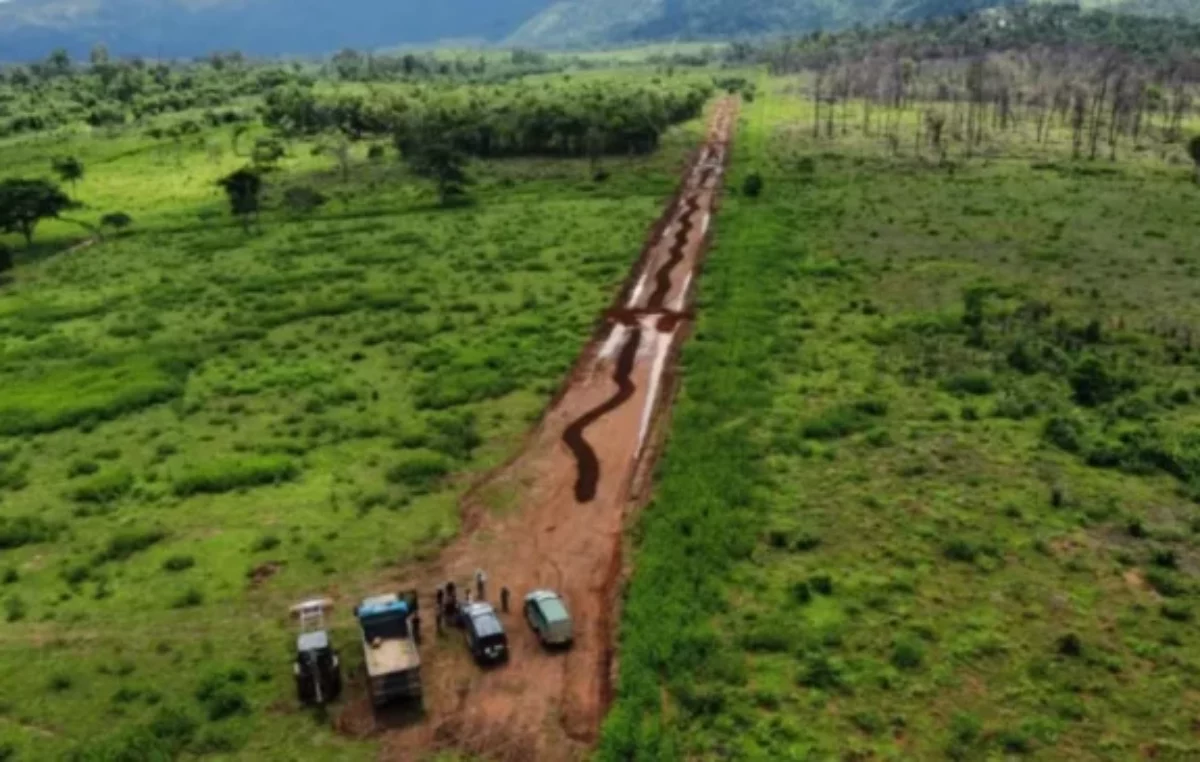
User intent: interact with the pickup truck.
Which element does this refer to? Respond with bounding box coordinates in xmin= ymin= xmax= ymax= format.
xmin=355 ymin=593 xmax=422 ymax=706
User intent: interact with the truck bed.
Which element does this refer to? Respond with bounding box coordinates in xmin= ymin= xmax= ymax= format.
xmin=363 ymin=636 xmax=420 ymax=677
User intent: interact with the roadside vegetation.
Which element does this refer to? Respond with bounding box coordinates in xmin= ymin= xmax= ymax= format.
xmin=0 ymin=50 xmax=708 ymax=760
xmin=605 ymin=61 xmax=1200 ymax=759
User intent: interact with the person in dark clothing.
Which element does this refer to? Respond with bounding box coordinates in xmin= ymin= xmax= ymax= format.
xmin=475 ymin=569 xmax=487 ymax=601
xmin=411 ymin=612 xmax=422 ymax=645
xmin=500 ymin=586 xmax=511 ymax=614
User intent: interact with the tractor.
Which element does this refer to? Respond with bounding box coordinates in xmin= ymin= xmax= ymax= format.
xmin=290 ymin=598 xmax=342 ymax=706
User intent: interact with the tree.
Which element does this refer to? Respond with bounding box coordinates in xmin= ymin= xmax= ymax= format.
xmin=52 ymin=157 xmax=84 ymax=190
xmin=100 ymin=212 xmax=133 ymax=234
xmin=401 ymin=133 xmax=472 ymax=206
xmin=1188 ymin=135 xmax=1200 ymax=184
xmin=0 ymin=243 xmax=12 ymax=275
xmin=0 ymin=179 xmax=75 ymax=247
xmin=217 ymin=169 xmax=263 ymax=232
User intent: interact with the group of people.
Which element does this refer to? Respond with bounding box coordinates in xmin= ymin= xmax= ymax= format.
xmin=413 ymin=569 xmax=511 ymax=642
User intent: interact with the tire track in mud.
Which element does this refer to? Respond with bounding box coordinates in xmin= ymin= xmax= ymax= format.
xmin=562 ymin=327 xmax=643 ymax=502
xmin=562 ymin=188 xmax=704 ymax=501
xmin=647 ymin=196 xmax=701 ymax=309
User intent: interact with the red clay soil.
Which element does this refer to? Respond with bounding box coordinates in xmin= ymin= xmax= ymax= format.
xmin=335 ymin=98 xmax=738 ymax=762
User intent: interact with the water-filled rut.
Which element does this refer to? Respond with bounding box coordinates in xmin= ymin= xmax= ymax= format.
xmin=562 ymin=327 xmax=642 ymax=503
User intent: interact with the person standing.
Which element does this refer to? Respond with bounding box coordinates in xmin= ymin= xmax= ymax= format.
xmin=500 ymin=586 xmax=511 ymax=614
xmin=475 ymin=569 xmax=487 ymax=601
xmin=411 ymin=612 xmax=422 ymax=646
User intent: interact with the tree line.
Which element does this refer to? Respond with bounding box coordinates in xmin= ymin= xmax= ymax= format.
xmin=263 ymin=79 xmax=713 ymax=160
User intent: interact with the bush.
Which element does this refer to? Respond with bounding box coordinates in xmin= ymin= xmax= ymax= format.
xmin=790 ymin=580 xmax=812 ymax=604
xmin=797 ymin=654 xmax=842 ymax=690
xmin=0 ymin=515 xmax=62 ymax=550
xmin=943 ymin=538 xmax=978 ymax=563
xmin=1056 ymin=633 xmax=1083 ymax=657
xmin=808 ymin=574 xmax=834 ymax=595
xmin=162 ymin=555 xmax=195 ymax=572
xmin=386 ymin=449 xmax=453 ymax=491
xmin=172 ymin=588 xmax=204 ymax=608
xmin=1145 ymin=568 xmax=1186 ymax=597
xmin=891 ymin=637 xmax=924 ymax=670
xmin=95 ymin=530 xmax=166 ymax=564
xmin=942 ymin=372 xmax=995 ymax=396
xmin=251 ymin=535 xmax=280 ymax=552
xmin=801 ymin=405 xmax=873 ymax=440
xmin=148 ymin=706 xmax=196 ymax=748
xmin=69 ymin=469 xmax=133 ymax=503
xmin=196 ymin=673 xmax=250 ymax=721
xmin=48 ymin=674 xmax=73 ymax=692
xmin=1070 ymin=355 xmax=1133 ymax=407
xmin=1044 ymin=415 xmax=1086 ymax=453
xmin=173 ymin=456 xmax=298 ymax=496
xmin=1 ymin=568 xmax=17 ymax=585
xmin=742 ymin=172 xmax=764 ymax=197
xmin=67 ymin=459 xmax=99 ymax=478
xmin=4 ymin=595 xmax=26 ymax=622
xmin=1162 ymin=602 xmax=1193 ymax=622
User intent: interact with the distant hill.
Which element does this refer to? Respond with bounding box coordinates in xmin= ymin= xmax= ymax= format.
xmin=1 ymin=0 xmax=1196 ymax=61
xmin=509 ymin=0 xmax=1200 ymax=48
xmin=0 ymin=0 xmax=553 ymax=61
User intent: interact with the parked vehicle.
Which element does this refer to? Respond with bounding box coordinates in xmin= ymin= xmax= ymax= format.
xmin=461 ymin=602 xmax=508 ymax=665
xmin=523 ymin=589 xmax=574 ymax=647
xmin=355 ymin=592 xmax=422 ymax=706
xmin=290 ymin=598 xmax=342 ymax=706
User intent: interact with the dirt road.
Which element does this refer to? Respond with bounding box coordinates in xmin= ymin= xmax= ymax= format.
xmin=337 ymin=98 xmax=737 ymax=762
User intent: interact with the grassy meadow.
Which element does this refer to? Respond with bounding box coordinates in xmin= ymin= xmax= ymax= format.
xmin=0 ymin=91 xmax=700 ymax=759
xmin=603 ymin=75 xmax=1200 ymax=760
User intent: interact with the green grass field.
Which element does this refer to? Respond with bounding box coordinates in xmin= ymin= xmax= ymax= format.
xmin=0 ymin=99 xmax=700 ymax=760
xmin=604 ymin=76 xmax=1200 ymax=760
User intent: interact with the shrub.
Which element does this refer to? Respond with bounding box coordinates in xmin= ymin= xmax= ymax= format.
xmin=162 ymin=555 xmax=195 ymax=572
xmin=1145 ymin=568 xmax=1186 ymax=597
xmin=1056 ymin=633 xmax=1083 ymax=657
xmin=1151 ymin=548 xmax=1177 ymax=568
xmin=802 ymin=406 xmax=870 ymax=440
xmin=204 ymin=687 xmax=249 ymax=721
xmin=790 ymin=580 xmax=812 ymax=604
xmin=1 ymin=568 xmax=17 ymax=585
xmin=147 ymin=706 xmax=196 ymax=748
xmin=48 ymin=674 xmax=73 ymax=692
xmin=1162 ymin=602 xmax=1193 ymax=622
xmin=1070 ymin=355 xmax=1132 ymax=407
xmin=808 ymin=574 xmax=834 ymax=595
xmin=251 ymin=535 xmax=281 ymax=552
xmin=792 ymin=533 xmax=821 ymax=551
xmin=196 ymin=673 xmax=249 ymax=721
xmin=95 ymin=530 xmax=166 ymax=564
xmin=69 ymin=469 xmax=133 ymax=503
xmin=386 ymin=449 xmax=453 ymax=491
xmin=891 ymin=637 xmax=924 ymax=670
xmin=4 ymin=595 xmax=26 ymax=622
xmin=739 ymin=622 xmax=793 ymax=652
xmin=742 ymin=172 xmax=764 ymax=197
xmin=943 ymin=538 xmax=979 ymax=563
xmin=942 ymin=372 xmax=995 ymax=396
xmin=67 ymin=459 xmax=100 ymax=478
xmin=0 ymin=515 xmax=62 ymax=550
xmin=172 ymin=588 xmax=204 ymax=608
xmin=797 ymin=654 xmax=842 ymax=690
xmin=173 ymin=456 xmax=298 ymax=496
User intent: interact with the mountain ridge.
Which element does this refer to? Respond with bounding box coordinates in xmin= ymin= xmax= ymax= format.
xmin=1 ymin=0 xmax=1195 ymax=61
